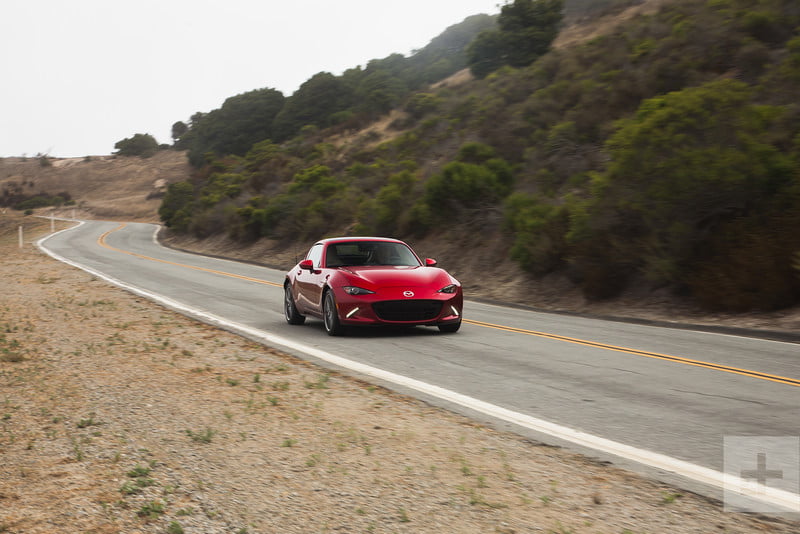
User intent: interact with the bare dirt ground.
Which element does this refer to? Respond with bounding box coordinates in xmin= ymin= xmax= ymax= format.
xmin=3 ymin=219 xmax=799 ymax=532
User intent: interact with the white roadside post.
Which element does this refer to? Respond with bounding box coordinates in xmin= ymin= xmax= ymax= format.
xmin=18 ymin=225 xmax=23 ymax=248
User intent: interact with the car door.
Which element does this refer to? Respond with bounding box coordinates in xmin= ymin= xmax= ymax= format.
xmin=294 ymin=243 xmax=325 ymax=314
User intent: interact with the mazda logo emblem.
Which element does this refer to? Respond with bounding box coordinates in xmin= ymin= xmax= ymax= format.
xmin=403 ymin=291 xmax=415 ymax=298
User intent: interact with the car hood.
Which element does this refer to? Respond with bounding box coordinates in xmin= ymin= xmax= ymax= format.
xmin=337 ymin=266 xmax=453 ymax=288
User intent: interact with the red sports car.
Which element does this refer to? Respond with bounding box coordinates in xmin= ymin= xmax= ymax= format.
xmin=284 ymin=237 xmax=463 ymax=335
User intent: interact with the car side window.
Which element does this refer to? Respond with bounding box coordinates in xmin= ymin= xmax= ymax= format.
xmin=306 ymin=244 xmax=324 ymax=268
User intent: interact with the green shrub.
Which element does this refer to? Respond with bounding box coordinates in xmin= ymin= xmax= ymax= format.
xmin=405 ymin=93 xmax=443 ymax=118
xmin=199 ymin=173 xmax=248 ymax=207
xmin=504 ymin=193 xmax=569 ymax=276
xmin=14 ymin=192 xmax=70 ymax=211
xmin=357 ymin=171 xmax=418 ymax=235
xmin=424 ymin=157 xmax=513 ymax=217
xmin=159 ymin=182 xmax=195 ymax=231
xmin=114 ymin=133 xmax=160 ymax=157
xmin=568 ymin=79 xmax=798 ymax=305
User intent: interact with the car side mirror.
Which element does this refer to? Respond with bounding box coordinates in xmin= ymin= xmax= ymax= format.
xmin=425 ymin=258 xmax=437 ymax=267
xmin=299 ymin=259 xmax=314 ymax=270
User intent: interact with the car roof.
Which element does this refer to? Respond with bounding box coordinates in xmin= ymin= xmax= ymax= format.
xmin=315 ymin=237 xmax=406 ymax=246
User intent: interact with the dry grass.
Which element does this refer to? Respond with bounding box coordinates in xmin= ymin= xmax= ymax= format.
xmin=0 ymin=151 xmax=189 ymax=222
xmin=554 ymin=0 xmax=671 ymax=49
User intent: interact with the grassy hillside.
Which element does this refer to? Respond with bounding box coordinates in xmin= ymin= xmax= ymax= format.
xmin=166 ymin=1 xmax=798 ymax=314
xmin=160 ymin=0 xmax=800 ymax=312
xmin=0 ymin=151 xmax=189 ymax=221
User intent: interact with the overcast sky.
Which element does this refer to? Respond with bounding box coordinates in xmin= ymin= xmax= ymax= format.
xmin=1 ymin=1 xmax=501 ymax=158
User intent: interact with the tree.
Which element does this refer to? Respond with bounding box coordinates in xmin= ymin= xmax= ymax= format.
xmin=499 ymin=0 xmax=563 ymax=67
xmin=273 ymin=73 xmax=354 ymax=141
xmin=171 ymin=121 xmax=188 ymax=146
xmin=355 ymin=68 xmax=408 ymax=117
xmin=466 ymin=30 xmax=510 ymax=79
xmin=467 ymin=0 xmax=563 ymax=78
xmin=114 ymin=133 xmax=160 ymax=157
xmin=185 ymin=88 xmax=285 ymax=166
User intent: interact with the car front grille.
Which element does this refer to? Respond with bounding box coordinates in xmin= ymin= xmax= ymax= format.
xmin=372 ymin=300 xmax=443 ymax=322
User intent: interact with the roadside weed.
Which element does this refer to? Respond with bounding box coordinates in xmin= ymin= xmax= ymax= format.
xmin=398 ymin=508 xmax=410 ymax=522
xmin=127 ymin=465 xmax=151 ymax=478
xmin=71 ymin=437 xmax=84 ymax=461
xmin=76 ymin=413 xmax=100 ymax=428
xmin=185 ymin=427 xmax=217 ymax=443
xmin=461 ymin=462 xmax=473 ymax=476
xmin=661 ymin=491 xmax=683 ymax=504
xmin=304 ymin=374 xmax=330 ymax=389
xmin=136 ymin=500 xmax=165 ymax=520
xmin=120 ymin=481 xmax=143 ymax=495
xmin=0 ymin=336 xmax=25 ymax=362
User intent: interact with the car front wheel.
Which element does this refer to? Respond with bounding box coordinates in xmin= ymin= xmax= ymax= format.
xmin=323 ymin=291 xmax=345 ymax=336
xmin=284 ymin=285 xmax=305 ymax=325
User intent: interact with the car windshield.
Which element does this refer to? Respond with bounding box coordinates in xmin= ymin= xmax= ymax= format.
xmin=326 ymin=241 xmax=421 ymax=267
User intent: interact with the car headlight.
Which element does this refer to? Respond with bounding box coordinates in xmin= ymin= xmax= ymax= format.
xmin=438 ymin=284 xmax=458 ymax=294
xmin=343 ymin=286 xmax=375 ymax=296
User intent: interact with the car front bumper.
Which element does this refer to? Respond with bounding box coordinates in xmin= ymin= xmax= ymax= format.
xmin=333 ymin=287 xmax=463 ymax=327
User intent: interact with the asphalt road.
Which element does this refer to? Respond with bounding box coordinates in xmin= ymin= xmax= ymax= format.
xmin=39 ymin=220 xmax=800 ymax=513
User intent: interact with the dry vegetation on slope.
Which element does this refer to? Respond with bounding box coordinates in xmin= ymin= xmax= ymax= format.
xmin=2 ymin=213 xmax=798 ymax=534
xmin=0 ymin=151 xmax=189 ymax=221
xmin=553 ymin=0 xmax=670 ymax=48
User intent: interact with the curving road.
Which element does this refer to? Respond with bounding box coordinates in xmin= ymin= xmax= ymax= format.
xmin=39 ymin=220 xmax=800 ymax=513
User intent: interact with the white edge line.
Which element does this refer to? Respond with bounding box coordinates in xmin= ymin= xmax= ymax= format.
xmin=36 ymin=224 xmax=800 ymax=514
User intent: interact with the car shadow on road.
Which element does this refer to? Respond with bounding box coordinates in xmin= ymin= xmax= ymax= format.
xmin=303 ymin=320 xmax=444 ymax=338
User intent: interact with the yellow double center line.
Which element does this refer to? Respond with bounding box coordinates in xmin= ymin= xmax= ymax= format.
xmin=98 ymin=223 xmax=282 ymax=288
xmin=99 ymin=224 xmax=799 ymax=388
xmin=464 ymin=319 xmax=800 ymax=387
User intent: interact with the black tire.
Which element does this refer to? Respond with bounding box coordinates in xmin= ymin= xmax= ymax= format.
xmin=323 ymin=290 xmax=345 ymax=336
xmin=284 ymin=285 xmax=305 ymax=325
xmin=438 ymin=320 xmax=461 ymax=333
